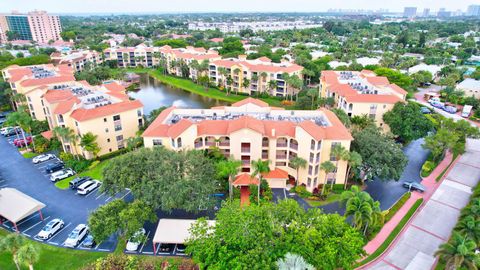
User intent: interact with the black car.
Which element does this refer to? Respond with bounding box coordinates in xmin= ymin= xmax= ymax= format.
xmin=403 ymin=181 xmax=426 ymax=193
xmin=176 ymin=244 xmax=187 ymax=254
xmin=45 ymin=162 xmax=65 ymax=174
xmin=69 ymin=176 xmax=91 ymax=190
xmin=81 ymin=234 xmax=96 ymax=248
xmin=159 ymin=243 xmax=175 ymax=253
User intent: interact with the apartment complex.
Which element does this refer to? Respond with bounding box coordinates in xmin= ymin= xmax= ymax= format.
xmin=50 ymin=50 xmax=103 ymax=72
xmin=143 ymin=98 xmax=352 ymax=192
xmin=320 ymin=70 xmax=407 ymax=128
xmin=41 ymin=81 xmax=143 ymax=158
xmin=0 ymin=10 xmax=62 ymax=44
xmin=2 ymin=64 xmax=75 ymax=120
xmin=209 ymin=55 xmax=303 ymax=97
xmin=187 ymin=21 xmax=323 ymax=33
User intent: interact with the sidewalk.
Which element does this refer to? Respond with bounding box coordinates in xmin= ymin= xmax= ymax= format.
xmin=361 ymin=151 xmax=453 ymax=261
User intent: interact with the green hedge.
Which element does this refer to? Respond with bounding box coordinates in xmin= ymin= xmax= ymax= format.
xmin=358 ymin=198 xmax=423 ymax=267
xmin=97 ymin=148 xmax=129 ymax=161
xmin=384 ymin=192 xmax=411 ymax=223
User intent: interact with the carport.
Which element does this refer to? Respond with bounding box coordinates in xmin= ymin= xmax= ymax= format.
xmin=0 ymin=188 xmax=46 ymax=232
xmin=262 ymin=168 xmax=289 ymax=189
xmin=152 ymin=219 xmax=215 ymax=254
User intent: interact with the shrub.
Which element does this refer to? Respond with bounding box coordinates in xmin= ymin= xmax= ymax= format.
xmin=294 ymin=185 xmax=312 ymax=198
xmin=59 ymin=152 xmax=92 ymax=173
xmin=384 ymin=192 xmax=412 ymax=223
xmin=98 ymin=148 xmax=129 ymax=161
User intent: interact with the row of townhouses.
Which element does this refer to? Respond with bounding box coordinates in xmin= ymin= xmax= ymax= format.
xmin=2 ymin=64 xmax=144 ymax=158
xmin=50 ymin=50 xmax=103 ymax=72
xmin=104 ymin=44 xmax=304 ymax=97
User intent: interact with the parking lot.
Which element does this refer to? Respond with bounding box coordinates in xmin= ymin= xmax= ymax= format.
xmin=0 ymin=133 xmax=220 ymax=256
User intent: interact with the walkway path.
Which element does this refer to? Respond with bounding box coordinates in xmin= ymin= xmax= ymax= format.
xmin=359 ymin=139 xmax=480 ymax=270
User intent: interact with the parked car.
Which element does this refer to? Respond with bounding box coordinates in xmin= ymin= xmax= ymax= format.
xmin=444 ymin=105 xmax=457 ymax=114
xmin=81 ymin=234 xmax=96 ymax=248
xmin=125 ymin=228 xmax=146 ymax=251
xmin=159 ymin=243 xmax=175 ymax=253
xmin=431 ymin=101 xmax=445 ymax=109
xmin=4 ymin=127 xmax=21 ymax=137
xmin=462 ymin=105 xmax=473 ymax=118
xmin=420 ymin=107 xmax=432 ymax=114
xmin=76 ymin=180 xmax=101 ymax=195
xmin=69 ymin=176 xmax=92 ymax=190
xmin=37 ymin=218 xmax=64 ymax=240
xmin=50 ymin=169 xmax=76 ymax=182
xmin=14 ymin=136 xmax=32 ymax=147
xmin=64 ymin=224 xmax=89 ymax=248
xmin=45 ymin=161 xmax=65 ymax=174
xmin=32 ymin=153 xmax=56 ymax=164
xmin=0 ymin=127 xmax=12 ymax=136
xmin=403 ymin=181 xmax=426 ymax=193
xmin=176 ymin=244 xmax=187 ymax=254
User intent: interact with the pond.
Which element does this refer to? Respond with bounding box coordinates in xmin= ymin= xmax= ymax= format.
xmin=128 ymin=74 xmax=228 ymax=115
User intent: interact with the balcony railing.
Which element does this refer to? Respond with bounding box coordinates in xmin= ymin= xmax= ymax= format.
xmin=205 ymin=142 xmax=215 ymax=147
xmin=241 ymin=147 xmax=250 ymax=153
xmin=277 ymin=143 xmax=288 ymax=147
xmin=219 ymin=142 xmax=230 ymax=147
xmin=276 ymin=155 xmax=287 ymax=159
xmin=290 ymin=144 xmax=298 ymax=150
xmin=242 ymin=160 xmax=250 ymax=165
xmin=194 ymin=142 xmax=203 ymax=148
xmin=262 ymin=154 xmax=268 ymax=159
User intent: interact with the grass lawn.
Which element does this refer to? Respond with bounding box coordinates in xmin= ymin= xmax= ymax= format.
xmin=55 ymin=160 xmax=111 ymax=190
xmin=305 ymin=193 xmax=342 ymax=207
xmin=357 ymin=198 xmax=424 ymax=267
xmin=144 ymin=69 xmax=290 ymax=108
xmin=22 ymin=152 xmax=39 ymax=159
xmin=0 ymin=229 xmax=106 ymax=270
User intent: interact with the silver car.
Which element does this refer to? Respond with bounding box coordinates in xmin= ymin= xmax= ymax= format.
xmin=32 ymin=154 xmax=55 ymax=164
xmin=37 ymin=218 xmax=64 ymax=240
xmin=64 ymin=224 xmax=89 ymax=248
xmin=50 ymin=168 xmax=75 ymax=182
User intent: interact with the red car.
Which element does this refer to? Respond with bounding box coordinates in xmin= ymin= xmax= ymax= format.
xmin=14 ymin=136 xmax=32 ymax=147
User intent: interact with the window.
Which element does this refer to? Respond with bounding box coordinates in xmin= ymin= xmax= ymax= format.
xmin=308 ymin=165 xmax=313 ymax=175
xmin=107 ymin=138 xmax=110 ymax=143
xmin=153 ymin=139 xmax=162 ymax=146
xmin=313 ymin=178 xmax=318 ymax=188
xmin=105 ymin=128 xmax=109 ymax=133
xmin=116 ymin=135 xmax=123 ymax=142
xmin=310 ymin=139 xmax=315 ymax=150
xmin=177 ymin=137 xmax=182 ymax=148
xmin=104 ymin=118 xmax=107 ymax=122
xmin=307 ymin=178 xmax=312 ymax=187
xmin=113 ymin=115 xmax=120 ymax=121
xmin=137 ymin=109 xmax=142 ymax=117
xmin=57 ymin=114 xmax=64 ymax=122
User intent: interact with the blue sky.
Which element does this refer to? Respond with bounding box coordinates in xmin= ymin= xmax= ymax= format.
xmin=1 ymin=0 xmax=477 ymax=14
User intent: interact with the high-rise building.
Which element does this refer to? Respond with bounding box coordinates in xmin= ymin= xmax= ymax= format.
xmin=467 ymin=5 xmax=480 ymax=16
xmin=422 ymin=8 xmax=430 ymax=17
xmin=437 ymin=8 xmax=452 ymax=17
xmin=403 ymin=7 xmax=417 ymax=17
xmin=0 ymin=10 xmax=62 ymax=44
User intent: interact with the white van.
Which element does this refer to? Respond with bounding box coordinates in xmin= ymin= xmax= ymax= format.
xmin=462 ymin=105 xmax=473 ymax=118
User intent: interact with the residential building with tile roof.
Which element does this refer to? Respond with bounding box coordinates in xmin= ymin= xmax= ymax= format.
xmin=143 ymin=98 xmax=352 ymax=192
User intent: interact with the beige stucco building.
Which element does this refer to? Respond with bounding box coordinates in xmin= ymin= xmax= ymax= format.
xmin=2 ymin=64 xmax=75 ymax=120
xmin=41 ymin=81 xmax=144 ymax=158
xmin=50 ymin=50 xmax=103 ymax=72
xmin=320 ymin=70 xmax=407 ymax=129
xmin=143 ymin=98 xmax=352 ymax=192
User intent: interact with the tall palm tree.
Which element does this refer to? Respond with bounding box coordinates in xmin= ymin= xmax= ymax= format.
xmin=251 ymin=159 xmax=270 ymax=205
xmin=268 ymin=79 xmax=277 ymax=95
xmin=435 ymin=232 xmax=479 ymax=270
xmin=216 ymin=159 xmax=242 ymax=200
xmin=218 ymin=67 xmax=228 ymax=89
xmin=330 ymin=144 xmax=349 ymax=190
xmin=5 ymin=108 xmax=32 ymax=152
xmin=53 ymin=126 xmax=79 ymax=158
xmin=343 ymin=190 xmax=382 ymax=234
xmin=260 ymin=72 xmax=268 ymax=94
xmin=277 ymin=253 xmax=315 ymax=270
xmin=0 ymin=233 xmax=25 ymax=270
xmin=340 ymin=185 xmax=363 ymax=206
xmin=242 ymin=78 xmax=250 ymax=93
xmin=455 ymin=216 xmax=480 ymax=245
xmin=190 ymin=60 xmax=200 ymax=83
xmin=289 ymin=156 xmax=307 ymax=186
xmin=320 ymin=161 xmax=336 ymax=195
xmin=345 ymin=151 xmax=362 ymax=189
xmin=80 ymin=132 xmax=101 ymax=159
xmin=226 ymin=75 xmax=234 ymax=95
xmin=17 ymin=244 xmax=39 ymax=270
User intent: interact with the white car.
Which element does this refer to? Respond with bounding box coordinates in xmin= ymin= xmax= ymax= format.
xmin=126 ymin=228 xmax=146 ymax=251
xmin=32 ymin=153 xmax=55 ymax=164
xmin=37 ymin=218 xmax=64 ymax=240
xmin=64 ymin=224 xmax=89 ymax=248
xmin=76 ymin=180 xmax=101 ymax=195
xmin=50 ymin=169 xmax=75 ymax=182
xmin=0 ymin=127 xmax=11 ymax=136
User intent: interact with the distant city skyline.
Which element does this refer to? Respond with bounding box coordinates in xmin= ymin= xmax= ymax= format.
xmin=1 ymin=0 xmax=478 ymax=14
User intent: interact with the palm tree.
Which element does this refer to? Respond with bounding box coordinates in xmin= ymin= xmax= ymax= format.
xmin=455 ymin=216 xmax=480 ymax=245
xmin=17 ymin=244 xmax=39 ymax=270
xmin=330 ymin=144 xmax=349 ymax=190
xmin=435 ymin=232 xmax=479 ymax=270
xmin=344 ymin=190 xmax=382 ymax=234
xmin=340 ymin=185 xmax=363 ymax=206
xmin=345 ymin=151 xmax=362 ymax=189
xmin=226 ymin=75 xmax=234 ymax=95
xmin=268 ymin=80 xmax=277 ymax=95
xmin=320 ymin=161 xmax=336 ymax=195
xmin=260 ymin=72 xmax=268 ymax=94
xmin=277 ymin=253 xmax=315 ymax=270
xmin=190 ymin=60 xmax=200 ymax=82
xmin=242 ymin=78 xmax=250 ymax=93
xmin=0 ymin=233 xmax=25 ymax=270
xmin=5 ymin=108 xmax=33 ymax=152
xmin=80 ymin=132 xmax=101 ymax=159
xmin=251 ymin=159 xmax=270 ymax=205
xmin=217 ymin=159 xmax=242 ymax=200
xmin=289 ymin=156 xmax=307 ymax=186
xmin=53 ymin=126 xmax=79 ymax=158
xmin=462 ymin=198 xmax=480 ymax=219
xmin=218 ymin=67 xmax=228 ymax=89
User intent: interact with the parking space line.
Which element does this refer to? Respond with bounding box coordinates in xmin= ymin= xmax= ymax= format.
xmin=23 ymin=216 xmax=50 ymax=233
xmin=95 ymin=192 xmax=106 ymax=200
xmin=94 ymin=241 xmax=103 ymax=250
xmin=85 ymin=188 xmax=100 ymax=198
xmin=17 ymin=213 xmax=40 ymax=226
xmin=98 ymin=248 xmax=110 ymax=252
xmin=120 ymin=189 xmax=131 ymax=199
xmin=2 ymin=223 xmax=10 ymax=229
xmin=47 ymin=222 xmax=71 ymax=242
xmin=0 ymin=184 xmax=8 ymax=188
xmin=139 ymin=231 xmax=150 ymax=253
xmin=22 ymin=232 xmax=31 ymax=237
xmin=50 ymin=242 xmax=59 ymax=245
xmin=104 ymin=196 xmax=113 ymax=202
xmin=142 ymin=251 xmax=153 ymax=254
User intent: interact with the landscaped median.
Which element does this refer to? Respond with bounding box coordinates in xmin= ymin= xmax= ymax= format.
xmin=357 ymin=198 xmax=424 ymax=267
xmin=54 ymin=160 xmax=110 ymax=189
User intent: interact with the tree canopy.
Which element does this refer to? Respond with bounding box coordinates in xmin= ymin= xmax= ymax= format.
xmin=383 ymin=102 xmax=434 ymax=142
xmin=187 ymin=199 xmax=365 ymax=269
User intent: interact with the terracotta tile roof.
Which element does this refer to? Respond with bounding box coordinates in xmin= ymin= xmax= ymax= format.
xmin=197 ymin=120 xmax=229 ymax=135
xmin=43 ymin=89 xmax=76 ymax=103
xmin=345 ymin=94 xmax=402 ymax=104
xmin=366 ymin=76 xmax=390 ymax=86
xmin=142 ymin=107 xmax=176 ymax=137
xmin=227 ymin=116 xmax=265 ymax=134
xmin=360 ymin=69 xmax=376 ymax=76
xmin=298 ymin=120 xmax=327 ymax=141
xmin=54 ymin=99 xmax=78 ymax=114
xmin=320 ymin=70 xmax=340 ymax=85
xmin=41 ymin=130 xmax=53 ymax=140
xmin=233 ymin=173 xmax=259 ymax=186
xmin=263 ymin=120 xmax=296 ymax=138
xmin=20 ymin=75 xmax=76 ymax=87
xmin=232 ymin=98 xmax=269 ymax=107
xmin=103 ymin=82 xmax=125 ymax=92
xmin=389 ymin=83 xmax=408 ymax=95
xmin=262 ymin=168 xmax=289 ymax=179
xmin=70 ymin=100 xmax=143 ymax=122
xmin=167 ymin=119 xmax=193 ymax=138
xmin=210 ymin=38 xmax=224 ymax=43
xmin=319 ymin=108 xmax=354 ymax=140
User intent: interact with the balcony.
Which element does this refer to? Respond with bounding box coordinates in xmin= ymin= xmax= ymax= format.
xmin=290 ymin=143 xmax=298 ymax=151
xmin=241 ymin=147 xmax=250 ymax=153
xmin=276 ymin=143 xmax=288 ymax=148
xmin=242 ymin=160 xmax=250 ymax=166
xmin=276 ymin=155 xmax=287 ymax=159
xmin=262 ymin=153 xmax=268 ymax=159
xmin=205 ymin=141 xmax=215 ymax=147
xmin=194 ymin=142 xmax=203 ymax=148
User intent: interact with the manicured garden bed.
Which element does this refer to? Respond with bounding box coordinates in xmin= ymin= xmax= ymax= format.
xmin=305 ymin=193 xmax=342 ymax=207
xmin=55 ymin=160 xmax=110 ymax=189
xmin=21 ymin=151 xmax=39 ymax=159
